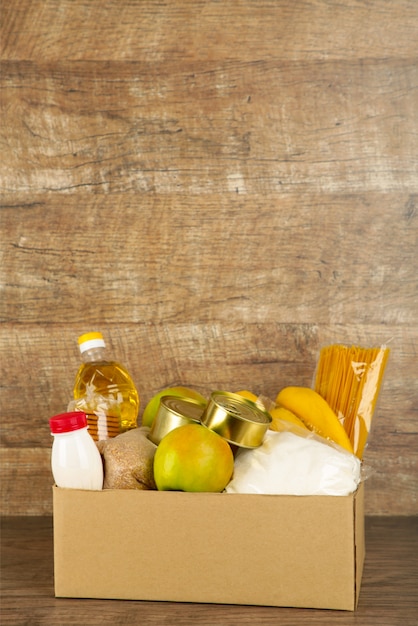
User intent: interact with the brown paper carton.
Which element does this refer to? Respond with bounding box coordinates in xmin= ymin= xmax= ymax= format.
xmin=53 ymin=482 xmax=365 ymax=610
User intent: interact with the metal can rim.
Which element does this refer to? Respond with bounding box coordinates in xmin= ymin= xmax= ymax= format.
xmin=201 ymin=391 xmax=271 ymax=448
xmin=148 ymin=395 xmax=206 ymax=445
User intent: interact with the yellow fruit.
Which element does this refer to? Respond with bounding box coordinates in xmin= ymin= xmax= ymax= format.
xmin=141 ymin=386 xmax=206 ymax=428
xmin=269 ymin=406 xmax=309 ymax=432
xmin=275 ymin=386 xmax=354 ymax=453
xmin=153 ymin=424 xmax=234 ymax=492
xmin=235 ymin=390 xmax=275 ymax=412
xmin=235 ymin=390 xmax=258 ymax=403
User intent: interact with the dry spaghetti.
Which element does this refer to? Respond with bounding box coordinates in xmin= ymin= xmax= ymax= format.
xmin=314 ymin=344 xmax=390 ymax=459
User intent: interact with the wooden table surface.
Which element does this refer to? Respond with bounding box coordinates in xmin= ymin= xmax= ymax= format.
xmin=1 ymin=516 xmax=417 ymax=625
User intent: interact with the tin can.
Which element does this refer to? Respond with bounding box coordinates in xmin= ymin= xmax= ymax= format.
xmin=148 ymin=395 xmax=206 ymax=445
xmin=200 ymin=391 xmax=272 ymax=448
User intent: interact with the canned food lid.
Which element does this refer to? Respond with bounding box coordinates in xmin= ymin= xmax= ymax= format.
xmin=201 ymin=391 xmax=272 ymax=448
xmin=148 ymin=395 xmax=206 ymax=445
xmin=211 ymin=391 xmax=271 ymax=424
xmin=160 ymin=395 xmax=206 ymax=421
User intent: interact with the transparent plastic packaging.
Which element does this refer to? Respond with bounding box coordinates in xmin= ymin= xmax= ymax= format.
xmin=225 ymin=423 xmax=362 ymax=496
xmin=313 ymin=343 xmax=390 ymax=459
xmin=70 ymin=332 xmax=140 ymax=441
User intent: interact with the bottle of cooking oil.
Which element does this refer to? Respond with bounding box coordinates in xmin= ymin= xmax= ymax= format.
xmin=72 ymin=332 xmax=140 ymax=442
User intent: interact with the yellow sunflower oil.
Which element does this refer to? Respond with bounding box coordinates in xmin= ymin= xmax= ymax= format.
xmin=72 ymin=332 xmax=140 ymax=441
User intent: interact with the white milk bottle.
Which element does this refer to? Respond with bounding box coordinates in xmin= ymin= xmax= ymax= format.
xmin=50 ymin=411 xmax=103 ymax=490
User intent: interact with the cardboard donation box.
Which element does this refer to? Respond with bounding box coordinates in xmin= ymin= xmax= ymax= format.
xmin=52 ymin=482 xmax=365 ymax=610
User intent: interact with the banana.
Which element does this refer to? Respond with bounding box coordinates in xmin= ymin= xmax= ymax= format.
xmin=269 ymin=406 xmax=309 ymax=432
xmin=275 ymin=386 xmax=354 ymax=453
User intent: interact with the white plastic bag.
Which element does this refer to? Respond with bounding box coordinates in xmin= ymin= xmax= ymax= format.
xmin=225 ymin=430 xmax=361 ymax=496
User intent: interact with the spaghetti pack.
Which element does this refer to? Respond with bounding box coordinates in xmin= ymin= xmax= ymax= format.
xmin=314 ymin=343 xmax=390 ymax=459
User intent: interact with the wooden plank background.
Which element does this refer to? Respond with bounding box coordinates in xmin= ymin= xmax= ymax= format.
xmin=1 ymin=0 xmax=417 ymax=516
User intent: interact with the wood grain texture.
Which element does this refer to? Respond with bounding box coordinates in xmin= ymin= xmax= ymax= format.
xmin=1 ymin=516 xmax=418 ymax=624
xmin=1 ymin=194 xmax=416 ymax=324
xmin=1 ymin=0 xmax=417 ymax=515
xmin=1 ymin=0 xmax=417 ymax=61
xmin=1 ymin=60 xmax=417 ymax=194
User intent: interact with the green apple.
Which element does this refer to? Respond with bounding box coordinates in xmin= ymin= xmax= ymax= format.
xmin=141 ymin=386 xmax=207 ymax=428
xmin=153 ymin=423 xmax=234 ymax=492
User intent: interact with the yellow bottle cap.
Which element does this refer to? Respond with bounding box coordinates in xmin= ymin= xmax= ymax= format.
xmin=78 ymin=332 xmax=105 ymax=353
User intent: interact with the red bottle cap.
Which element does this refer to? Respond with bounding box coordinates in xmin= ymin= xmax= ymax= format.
xmin=49 ymin=411 xmax=88 ymax=434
